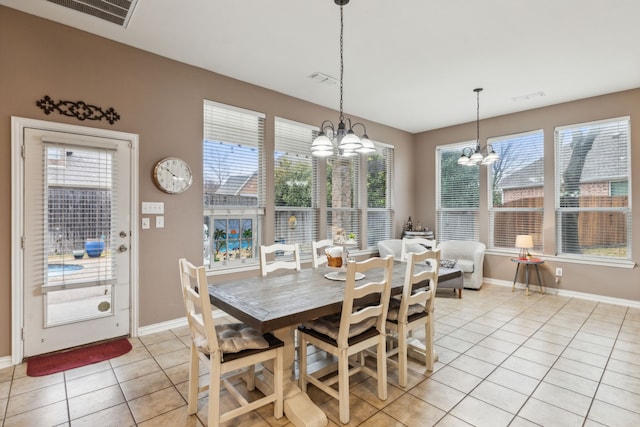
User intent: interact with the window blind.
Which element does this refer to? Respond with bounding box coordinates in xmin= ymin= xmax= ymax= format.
xmin=41 ymin=140 xmax=118 ymax=293
xmin=555 ymin=117 xmax=631 ymax=260
xmin=488 ymin=130 xmax=544 ymax=251
xmin=436 ymin=142 xmax=480 ymax=242
xmin=203 ymin=100 xmax=265 ymax=268
xmin=366 ymin=146 xmax=394 ymax=248
xmin=274 ymin=118 xmax=319 ymax=257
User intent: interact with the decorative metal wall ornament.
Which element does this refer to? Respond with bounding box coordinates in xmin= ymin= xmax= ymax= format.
xmin=36 ymin=95 xmax=121 ymax=125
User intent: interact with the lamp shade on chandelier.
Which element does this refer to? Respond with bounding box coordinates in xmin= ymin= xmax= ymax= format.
xmin=311 ymin=0 xmax=376 ymax=157
xmin=458 ymin=88 xmax=500 ymax=166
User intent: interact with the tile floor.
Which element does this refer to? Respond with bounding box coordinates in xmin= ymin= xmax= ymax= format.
xmin=1 ymin=283 xmax=639 ymax=426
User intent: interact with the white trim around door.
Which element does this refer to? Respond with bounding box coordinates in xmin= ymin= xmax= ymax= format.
xmin=11 ymin=116 xmax=140 ymax=365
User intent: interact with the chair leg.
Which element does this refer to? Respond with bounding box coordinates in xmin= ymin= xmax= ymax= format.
xmin=377 ymin=335 xmax=388 ymax=400
xmin=426 ymin=315 xmax=435 ymax=371
xmin=245 ymin=364 xmax=255 ymax=391
xmin=338 ymin=350 xmax=350 ymax=424
xmin=298 ymin=336 xmax=308 ymax=393
xmin=209 ymin=356 xmax=222 ymax=427
xmin=273 ymin=347 xmax=284 ymax=419
xmin=187 ymin=345 xmax=199 ymax=415
xmin=398 ymin=323 xmax=408 ymax=388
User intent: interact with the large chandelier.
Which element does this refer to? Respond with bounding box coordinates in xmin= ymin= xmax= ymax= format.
xmin=311 ymin=0 xmax=375 ymax=157
xmin=457 ymin=88 xmax=499 ymax=166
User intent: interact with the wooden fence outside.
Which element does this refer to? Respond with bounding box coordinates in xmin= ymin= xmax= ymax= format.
xmin=493 ymin=196 xmax=627 ymax=248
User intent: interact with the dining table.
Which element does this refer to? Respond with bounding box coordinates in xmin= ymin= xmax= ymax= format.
xmin=207 ymin=261 xmax=459 ymax=427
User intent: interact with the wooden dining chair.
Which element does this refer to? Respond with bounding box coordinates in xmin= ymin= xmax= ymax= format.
xmin=259 ymin=242 xmax=301 ymax=276
xmin=298 ymin=256 xmax=393 ymax=424
xmin=386 ymin=248 xmax=440 ymax=387
xmin=178 ymin=258 xmax=284 ymax=427
xmin=400 ymin=237 xmax=436 ymax=262
xmin=311 ymin=239 xmax=333 ymax=269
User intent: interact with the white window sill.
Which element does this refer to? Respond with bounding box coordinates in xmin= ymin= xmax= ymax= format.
xmin=486 ymin=249 xmax=636 ymax=269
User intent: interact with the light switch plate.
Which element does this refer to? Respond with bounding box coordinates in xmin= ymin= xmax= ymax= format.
xmin=142 ymin=202 xmax=164 ymax=214
xmin=142 ymin=217 xmax=150 ymax=229
xmin=156 ymin=216 xmax=164 ymax=228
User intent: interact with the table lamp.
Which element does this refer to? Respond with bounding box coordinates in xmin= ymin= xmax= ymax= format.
xmin=515 ymin=235 xmax=533 ymax=259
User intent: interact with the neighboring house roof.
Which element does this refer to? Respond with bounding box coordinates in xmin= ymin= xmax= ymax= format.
xmin=216 ymin=173 xmax=257 ymax=196
xmin=48 ymin=150 xmax=113 ymax=188
xmin=499 ymin=158 xmax=544 ymax=189
xmin=499 ymin=133 xmax=628 ymax=190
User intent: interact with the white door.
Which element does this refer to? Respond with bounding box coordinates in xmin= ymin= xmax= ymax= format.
xmin=22 ymin=127 xmax=132 ymax=357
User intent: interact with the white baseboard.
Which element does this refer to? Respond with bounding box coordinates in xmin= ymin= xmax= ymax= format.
xmin=0 ymin=356 xmax=13 ymax=370
xmin=483 ymin=278 xmax=640 ymax=309
xmin=136 ymin=309 xmax=228 ymax=337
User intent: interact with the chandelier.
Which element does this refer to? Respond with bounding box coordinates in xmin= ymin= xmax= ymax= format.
xmin=311 ymin=0 xmax=375 ymax=157
xmin=457 ymin=88 xmax=499 ymax=166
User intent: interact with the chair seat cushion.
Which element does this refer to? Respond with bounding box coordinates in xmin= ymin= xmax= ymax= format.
xmin=301 ymin=313 xmax=376 ymax=341
xmin=194 ymin=323 xmax=269 ymax=354
xmin=386 ymin=298 xmax=426 ymax=321
xmin=456 ymin=259 xmax=474 ymax=273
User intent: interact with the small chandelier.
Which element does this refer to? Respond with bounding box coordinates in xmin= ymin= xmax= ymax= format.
xmin=311 ymin=0 xmax=375 ymax=157
xmin=458 ymin=88 xmax=499 ymax=166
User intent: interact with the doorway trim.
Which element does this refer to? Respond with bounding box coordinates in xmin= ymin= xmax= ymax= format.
xmin=11 ymin=116 xmax=140 ymax=365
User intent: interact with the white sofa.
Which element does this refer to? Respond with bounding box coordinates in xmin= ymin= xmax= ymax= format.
xmin=377 ymin=239 xmax=464 ymax=296
xmin=377 ymin=239 xmax=427 ymax=262
xmin=437 ymin=240 xmax=486 ymax=289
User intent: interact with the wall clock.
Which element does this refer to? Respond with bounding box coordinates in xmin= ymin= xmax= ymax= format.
xmin=153 ymin=157 xmax=193 ymax=194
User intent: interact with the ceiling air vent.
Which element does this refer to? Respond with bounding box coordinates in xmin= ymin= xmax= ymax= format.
xmin=46 ymin=0 xmax=139 ymax=27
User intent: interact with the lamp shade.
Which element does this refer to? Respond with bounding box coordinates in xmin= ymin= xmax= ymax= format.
xmin=515 ymin=235 xmax=533 ymax=249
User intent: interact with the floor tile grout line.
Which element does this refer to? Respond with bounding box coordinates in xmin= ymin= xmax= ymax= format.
xmin=435 ymin=289 xmax=600 ymax=425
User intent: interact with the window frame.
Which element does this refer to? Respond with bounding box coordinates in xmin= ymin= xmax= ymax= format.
xmin=274 ymin=117 xmax=319 ymax=259
xmin=436 ymin=141 xmax=481 ymax=242
xmin=554 ymin=116 xmax=632 ymax=263
xmin=203 ymin=100 xmax=265 ymax=271
xmin=487 ymin=130 xmax=545 ymax=253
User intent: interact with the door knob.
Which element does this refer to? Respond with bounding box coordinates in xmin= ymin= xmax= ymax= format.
xmin=118 ymin=244 xmax=128 ymax=253
xmin=119 ymin=231 xmax=128 ymax=238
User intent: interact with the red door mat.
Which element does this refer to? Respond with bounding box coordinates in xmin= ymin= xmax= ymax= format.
xmin=26 ymin=337 xmax=132 ymax=377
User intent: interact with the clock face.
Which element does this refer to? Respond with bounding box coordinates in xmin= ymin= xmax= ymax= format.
xmin=153 ymin=157 xmax=193 ymax=194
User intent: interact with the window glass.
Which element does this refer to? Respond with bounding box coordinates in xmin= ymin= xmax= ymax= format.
xmin=367 ymin=147 xmax=394 ymax=248
xmin=436 ymin=142 xmax=480 ymax=242
xmin=555 ymin=117 xmax=631 ymax=260
xmin=274 ymin=118 xmax=318 ymax=257
xmin=203 ymin=100 xmax=265 ymax=269
xmin=488 ymin=130 xmax=544 ymax=251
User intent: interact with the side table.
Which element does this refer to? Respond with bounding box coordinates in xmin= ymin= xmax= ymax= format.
xmin=511 ymin=257 xmax=545 ymax=296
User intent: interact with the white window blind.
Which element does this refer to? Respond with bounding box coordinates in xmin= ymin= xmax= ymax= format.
xmin=42 ymin=142 xmax=117 ymax=294
xmin=488 ymin=130 xmax=544 ymax=251
xmin=367 ymin=146 xmax=394 ymax=249
xmin=274 ymin=118 xmax=319 ymax=258
xmin=203 ymin=100 xmax=265 ymax=269
xmin=436 ymin=142 xmax=480 ymax=242
xmin=555 ymin=117 xmax=631 ymax=260
xmin=327 ymin=154 xmax=361 ymax=245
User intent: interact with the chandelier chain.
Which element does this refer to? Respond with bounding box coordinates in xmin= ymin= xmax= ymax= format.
xmin=339 ymin=4 xmax=344 ymax=122
xmin=476 ymin=88 xmax=480 ymax=147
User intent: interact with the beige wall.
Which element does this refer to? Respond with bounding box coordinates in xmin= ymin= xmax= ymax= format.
xmin=415 ymin=89 xmax=640 ymax=301
xmin=0 ymin=7 xmax=415 ymax=357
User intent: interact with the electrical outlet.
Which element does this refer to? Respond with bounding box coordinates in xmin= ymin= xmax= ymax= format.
xmin=555 ymin=267 xmax=563 ymax=277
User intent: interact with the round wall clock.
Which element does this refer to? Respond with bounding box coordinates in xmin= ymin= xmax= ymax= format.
xmin=153 ymin=157 xmax=193 ymax=194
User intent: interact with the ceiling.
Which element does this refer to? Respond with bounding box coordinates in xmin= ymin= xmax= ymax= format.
xmin=3 ymin=0 xmax=640 ymax=133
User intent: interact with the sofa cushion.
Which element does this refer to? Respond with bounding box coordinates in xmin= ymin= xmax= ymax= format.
xmin=456 ymin=259 xmax=474 ymax=273
xmin=377 ymin=239 xmax=403 ymax=259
